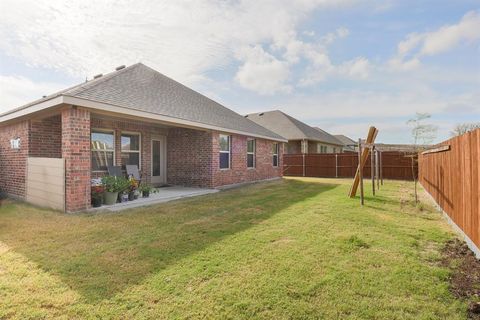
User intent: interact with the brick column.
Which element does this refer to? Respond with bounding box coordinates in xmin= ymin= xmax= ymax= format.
xmin=62 ymin=107 xmax=91 ymax=212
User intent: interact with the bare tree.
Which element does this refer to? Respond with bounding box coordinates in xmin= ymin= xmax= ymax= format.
xmin=451 ymin=122 xmax=480 ymax=136
xmin=406 ymin=113 xmax=437 ymax=204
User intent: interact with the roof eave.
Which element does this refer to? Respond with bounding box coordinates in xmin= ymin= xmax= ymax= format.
xmin=0 ymin=95 xmax=287 ymax=142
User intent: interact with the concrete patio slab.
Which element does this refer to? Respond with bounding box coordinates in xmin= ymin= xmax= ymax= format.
xmin=88 ymin=187 xmax=219 ymax=212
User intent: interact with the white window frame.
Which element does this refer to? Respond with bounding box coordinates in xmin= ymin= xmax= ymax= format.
xmin=273 ymin=143 xmax=279 ymax=167
xmin=91 ymin=129 xmax=115 ymax=172
xmin=247 ymin=138 xmax=256 ymax=169
xmin=120 ymin=131 xmax=141 ymax=170
xmin=316 ymin=143 xmax=322 ymax=154
xmin=219 ymin=134 xmax=231 ymax=170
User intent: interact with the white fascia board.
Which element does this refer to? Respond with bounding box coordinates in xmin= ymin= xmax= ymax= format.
xmin=0 ymin=96 xmax=64 ymax=123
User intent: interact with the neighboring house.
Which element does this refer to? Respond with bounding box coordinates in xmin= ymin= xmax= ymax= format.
xmin=334 ymin=134 xmax=357 ymax=152
xmin=0 ymin=63 xmax=287 ymax=212
xmin=245 ymin=110 xmax=343 ymax=154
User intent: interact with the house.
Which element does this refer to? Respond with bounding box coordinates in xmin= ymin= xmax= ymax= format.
xmin=0 ymin=63 xmax=287 ymax=212
xmin=333 ymin=134 xmax=357 ymax=152
xmin=245 ymin=110 xmax=344 ymax=154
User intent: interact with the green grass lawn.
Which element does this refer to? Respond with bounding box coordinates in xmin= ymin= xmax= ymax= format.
xmin=0 ymin=178 xmax=467 ymax=319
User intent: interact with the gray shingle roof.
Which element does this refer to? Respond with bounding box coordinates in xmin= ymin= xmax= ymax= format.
xmin=245 ymin=110 xmax=343 ymax=146
xmin=1 ymin=63 xmax=285 ymax=141
xmin=333 ymin=134 xmax=356 ymax=146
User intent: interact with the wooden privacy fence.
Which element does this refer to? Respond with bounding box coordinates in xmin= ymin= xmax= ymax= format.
xmin=283 ymin=151 xmax=417 ymax=180
xmin=26 ymin=157 xmax=65 ymax=211
xmin=418 ymin=129 xmax=480 ymax=253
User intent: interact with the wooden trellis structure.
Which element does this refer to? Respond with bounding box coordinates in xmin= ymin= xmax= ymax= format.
xmin=348 ymin=126 xmax=384 ymax=205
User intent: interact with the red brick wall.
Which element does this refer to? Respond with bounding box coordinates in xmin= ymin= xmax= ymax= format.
xmin=0 ymin=120 xmax=29 ymax=198
xmin=29 ymin=115 xmax=62 ymax=158
xmin=62 ymin=107 xmax=91 ymax=212
xmin=211 ymin=133 xmax=283 ymax=187
xmin=167 ymin=128 xmax=213 ymax=187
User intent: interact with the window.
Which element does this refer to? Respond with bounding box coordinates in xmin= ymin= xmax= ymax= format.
xmin=333 ymin=147 xmax=336 ymax=153
xmin=219 ymin=134 xmax=230 ymax=169
xmin=316 ymin=143 xmax=322 ymax=153
xmin=322 ymin=146 xmax=327 ymax=153
xmin=247 ymin=139 xmax=255 ymax=168
xmin=121 ymin=133 xmax=141 ymax=169
xmin=272 ymin=143 xmax=279 ymax=167
xmin=91 ymin=131 xmax=114 ymax=171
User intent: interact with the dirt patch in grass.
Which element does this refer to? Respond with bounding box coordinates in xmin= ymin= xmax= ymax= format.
xmin=441 ymin=239 xmax=480 ymax=319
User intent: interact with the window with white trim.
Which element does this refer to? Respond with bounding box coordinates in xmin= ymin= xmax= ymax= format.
xmin=272 ymin=143 xmax=279 ymax=167
xmin=219 ymin=134 xmax=231 ymax=169
xmin=121 ymin=133 xmax=141 ymax=169
xmin=91 ymin=130 xmax=114 ymax=171
xmin=247 ymin=139 xmax=255 ymax=168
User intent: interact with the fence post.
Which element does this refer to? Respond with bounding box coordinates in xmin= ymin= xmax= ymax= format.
xmin=302 ymin=153 xmax=306 ymax=177
xmin=380 ymin=151 xmax=383 ymax=185
xmin=335 ymin=154 xmax=338 ymax=178
xmin=358 ymin=138 xmax=364 ymax=205
xmin=376 ymin=150 xmax=380 ymax=190
xmin=371 ymin=145 xmax=375 ymax=196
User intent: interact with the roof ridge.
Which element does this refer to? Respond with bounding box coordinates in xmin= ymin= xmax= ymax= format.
xmin=64 ymin=63 xmax=142 ymax=96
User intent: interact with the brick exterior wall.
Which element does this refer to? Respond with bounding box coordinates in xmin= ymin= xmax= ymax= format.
xmin=211 ymin=133 xmax=283 ymax=187
xmin=29 ymin=115 xmax=62 ymax=158
xmin=1 ymin=111 xmax=283 ymax=211
xmin=0 ymin=120 xmax=29 ymax=198
xmin=167 ymin=128 xmax=213 ymax=187
xmin=62 ymin=107 xmax=91 ymax=212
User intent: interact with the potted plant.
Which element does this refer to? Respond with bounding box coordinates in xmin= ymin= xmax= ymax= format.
xmin=91 ymin=185 xmax=105 ymax=207
xmin=128 ymin=178 xmax=138 ymax=201
xmin=101 ymin=176 xmax=129 ymax=205
xmin=138 ymin=183 xmax=157 ymax=198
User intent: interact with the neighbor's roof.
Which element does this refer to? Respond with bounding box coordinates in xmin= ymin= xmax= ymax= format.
xmin=333 ymin=134 xmax=356 ymax=146
xmin=0 ymin=63 xmax=286 ymax=141
xmin=245 ymin=110 xmax=343 ymax=145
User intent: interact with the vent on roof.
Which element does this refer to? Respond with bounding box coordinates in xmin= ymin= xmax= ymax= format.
xmin=93 ymin=73 xmax=103 ymax=79
xmin=244 ymin=115 xmax=248 ymax=118
xmin=42 ymin=95 xmax=46 ymax=98
xmin=259 ymin=112 xmax=264 ymax=116
xmin=115 ymin=65 xmax=126 ymax=71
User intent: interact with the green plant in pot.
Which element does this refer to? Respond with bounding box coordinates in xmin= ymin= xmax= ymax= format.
xmin=101 ymin=176 xmax=129 ymax=205
xmin=138 ymin=183 xmax=157 ymax=198
xmin=91 ymin=185 xmax=105 ymax=208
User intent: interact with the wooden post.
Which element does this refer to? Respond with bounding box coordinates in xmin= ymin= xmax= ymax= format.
xmin=349 ymin=126 xmax=378 ymax=197
xmin=358 ymin=138 xmax=364 ymax=205
xmin=335 ymin=154 xmax=338 ymax=178
xmin=380 ymin=151 xmax=383 ymax=186
xmin=371 ymin=145 xmax=375 ymax=196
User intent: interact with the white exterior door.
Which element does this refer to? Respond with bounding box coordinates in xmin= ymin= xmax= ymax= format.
xmin=151 ymin=136 xmax=166 ymax=185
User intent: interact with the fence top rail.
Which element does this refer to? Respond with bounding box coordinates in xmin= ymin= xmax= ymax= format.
xmin=421 ymin=145 xmax=451 ymax=155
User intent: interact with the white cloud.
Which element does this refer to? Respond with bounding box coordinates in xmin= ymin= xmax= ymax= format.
xmin=390 ymin=10 xmax=480 ymax=70
xmin=338 ymin=57 xmax=370 ymax=79
xmin=420 ymin=10 xmax=480 ymax=55
xmin=0 ymin=75 xmax=66 ymax=112
xmin=234 ymin=46 xmax=292 ymax=95
xmin=0 ymin=0 xmax=358 ymax=84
